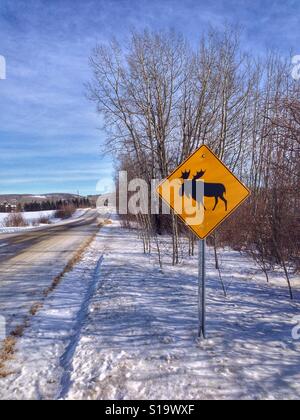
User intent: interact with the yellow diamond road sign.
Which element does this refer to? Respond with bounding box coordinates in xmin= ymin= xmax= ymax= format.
xmin=157 ymin=145 xmax=251 ymax=239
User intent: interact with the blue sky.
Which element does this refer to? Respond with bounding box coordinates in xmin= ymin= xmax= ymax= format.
xmin=0 ymin=0 xmax=299 ymax=195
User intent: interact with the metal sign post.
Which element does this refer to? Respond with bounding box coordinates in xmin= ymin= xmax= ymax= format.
xmin=198 ymin=239 xmax=206 ymax=339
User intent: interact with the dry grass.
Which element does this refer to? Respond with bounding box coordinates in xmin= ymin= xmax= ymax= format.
xmin=32 ymin=216 xmax=52 ymax=226
xmin=3 ymin=213 xmax=29 ymax=227
xmin=29 ymin=303 xmax=43 ymax=316
xmin=43 ymin=232 xmax=97 ymax=297
xmin=54 ymin=204 xmax=76 ymax=220
xmin=0 ymin=321 xmax=28 ymax=378
xmin=103 ymin=218 xmax=112 ymax=225
xmin=0 ymin=337 xmax=17 ymax=378
xmin=11 ymin=323 xmax=27 ymax=338
xmin=97 ymin=218 xmax=112 ymax=228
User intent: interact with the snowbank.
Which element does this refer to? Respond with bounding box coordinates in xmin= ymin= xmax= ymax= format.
xmin=0 ymin=210 xmax=55 ymax=224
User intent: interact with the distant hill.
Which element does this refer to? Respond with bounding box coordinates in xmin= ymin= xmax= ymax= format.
xmin=0 ymin=193 xmax=99 ymax=205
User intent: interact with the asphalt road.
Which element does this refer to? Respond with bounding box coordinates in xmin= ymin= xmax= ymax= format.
xmin=0 ymin=209 xmax=100 ymax=335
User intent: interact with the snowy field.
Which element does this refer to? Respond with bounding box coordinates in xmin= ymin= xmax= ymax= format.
xmin=0 ymin=209 xmax=89 ymax=233
xmin=0 ymin=216 xmax=299 ymax=400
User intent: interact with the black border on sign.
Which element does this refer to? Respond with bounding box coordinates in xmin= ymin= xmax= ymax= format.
xmin=156 ymin=144 xmax=251 ymax=240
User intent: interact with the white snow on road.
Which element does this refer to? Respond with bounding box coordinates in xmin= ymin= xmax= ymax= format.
xmin=0 ymin=217 xmax=299 ymax=400
xmin=0 ymin=227 xmax=105 ymax=399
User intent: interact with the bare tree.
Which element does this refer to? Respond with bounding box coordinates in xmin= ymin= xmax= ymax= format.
xmin=88 ymin=29 xmax=299 ymax=292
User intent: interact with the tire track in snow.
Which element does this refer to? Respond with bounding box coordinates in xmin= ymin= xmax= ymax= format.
xmin=57 ymin=254 xmax=104 ymax=400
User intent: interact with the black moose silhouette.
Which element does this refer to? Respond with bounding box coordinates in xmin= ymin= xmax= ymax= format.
xmin=179 ymin=170 xmax=228 ymax=211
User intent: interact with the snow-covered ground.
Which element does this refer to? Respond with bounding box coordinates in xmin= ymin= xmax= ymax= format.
xmin=0 ymin=216 xmax=299 ymax=400
xmin=0 ymin=209 xmax=89 ymax=233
